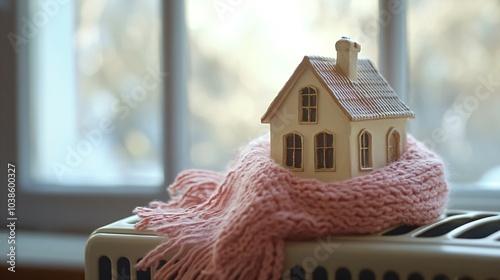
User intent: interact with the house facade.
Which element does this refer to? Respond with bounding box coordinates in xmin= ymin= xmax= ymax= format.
xmin=261 ymin=37 xmax=415 ymax=182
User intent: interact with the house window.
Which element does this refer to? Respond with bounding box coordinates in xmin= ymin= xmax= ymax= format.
xmin=300 ymin=86 xmax=317 ymax=123
xmin=284 ymin=133 xmax=303 ymax=169
xmin=359 ymin=130 xmax=372 ymax=170
xmin=315 ymin=132 xmax=335 ymax=170
xmin=387 ymin=128 xmax=400 ymax=163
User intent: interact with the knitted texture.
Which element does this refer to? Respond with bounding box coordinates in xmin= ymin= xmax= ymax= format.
xmin=134 ymin=134 xmax=448 ymax=279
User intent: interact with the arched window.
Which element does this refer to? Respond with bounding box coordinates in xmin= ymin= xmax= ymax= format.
xmin=300 ymin=86 xmax=317 ymax=123
xmin=359 ymin=130 xmax=372 ymax=170
xmin=387 ymin=128 xmax=400 ymax=163
xmin=284 ymin=133 xmax=303 ymax=169
xmin=315 ymin=132 xmax=335 ymax=170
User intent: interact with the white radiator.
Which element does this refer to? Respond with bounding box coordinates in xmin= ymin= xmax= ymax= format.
xmin=85 ymin=210 xmax=500 ymax=280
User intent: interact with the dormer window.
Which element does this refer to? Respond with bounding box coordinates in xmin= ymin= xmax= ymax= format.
xmin=300 ymin=86 xmax=317 ymax=123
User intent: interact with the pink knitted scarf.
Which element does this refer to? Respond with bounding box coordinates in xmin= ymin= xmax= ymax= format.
xmin=134 ymin=134 xmax=448 ymax=279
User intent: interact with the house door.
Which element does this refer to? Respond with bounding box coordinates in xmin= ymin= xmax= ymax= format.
xmin=388 ymin=130 xmax=400 ymax=163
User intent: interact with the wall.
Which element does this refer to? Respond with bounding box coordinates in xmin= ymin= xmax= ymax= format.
xmin=268 ymin=64 xmax=410 ymax=182
xmin=269 ymin=67 xmax=353 ymax=182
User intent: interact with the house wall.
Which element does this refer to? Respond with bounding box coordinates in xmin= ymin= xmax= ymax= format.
xmin=348 ymin=118 xmax=408 ymax=178
xmin=269 ymin=68 xmax=353 ymax=182
xmin=268 ymin=68 xmax=411 ymax=182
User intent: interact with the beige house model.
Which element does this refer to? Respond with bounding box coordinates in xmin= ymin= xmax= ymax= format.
xmin=261 ymin=37 xmax=415 ymax=182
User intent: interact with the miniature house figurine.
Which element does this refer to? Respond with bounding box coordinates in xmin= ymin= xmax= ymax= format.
xmin=261 ymin=37 xmax=415 ymax=182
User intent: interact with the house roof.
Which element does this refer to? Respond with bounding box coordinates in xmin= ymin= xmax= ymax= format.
xmin=261 ymin=55 xmax=415 ymax=123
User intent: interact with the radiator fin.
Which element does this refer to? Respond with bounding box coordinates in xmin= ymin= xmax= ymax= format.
xmin=312 ymin=266 xmax=328 ymax=280
xmin=359 ymin=269 xmax=376 ymax=280
xmin=117 ymin=257 xmax=131 ymax=280
xmin=335 ymin=267 xmax=352 ymax=280
xmin=382 ymin=225 xmax=420 ymax=236
xmin=417 ymin=215 xmax=494 ymax=237
xmin=98 ymin=256 xmax=112 ymax=280
xmin=456 ymin=220 xmax=500 ymax=239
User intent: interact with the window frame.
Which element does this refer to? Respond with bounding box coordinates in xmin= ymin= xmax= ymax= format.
xmin=298 ymin=85 xmax=318 ymax=124
xmin=359 ymin=129 xmax=373 ymax=170
xmin=0 ymin=0 xmax=189 ymax=232
xmin=283 ymin=132 xmax=304 ymax=171
xmin=387 ymin=128 xmax=400 ymax=163
xmin=315 ymin=131 xmax=336 ymax=171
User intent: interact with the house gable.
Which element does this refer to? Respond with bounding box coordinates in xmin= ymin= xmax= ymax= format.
xmin=262 ymin=56 xmax=415 ymax=124
xmin=265 ymin=65 xmax=353 ymax=181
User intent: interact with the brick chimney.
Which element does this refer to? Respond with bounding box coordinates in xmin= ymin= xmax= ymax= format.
xmin=335 ymin=37 xmax=361 ymax=81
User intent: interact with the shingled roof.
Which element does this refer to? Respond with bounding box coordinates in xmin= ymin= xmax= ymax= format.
xmin=261 ymin=55 xmax=415 ymax=123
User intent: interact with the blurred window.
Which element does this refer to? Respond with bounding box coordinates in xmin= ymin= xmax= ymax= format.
xmin=186 ymin=0 xmax=380 ymax=171
xmin=13 ymin=0 xmax=500 ymax=232
xmin=408 ymin=0 xmax=500 ymax=185
xmin=186 ymin=0 xmax=500 ymax=186
xmin=25 ymin=0 xmax=163 ymax=187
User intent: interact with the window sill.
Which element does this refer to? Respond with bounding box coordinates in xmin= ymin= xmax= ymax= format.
xmin=0 ymin=230 xmax=87 ymax=269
